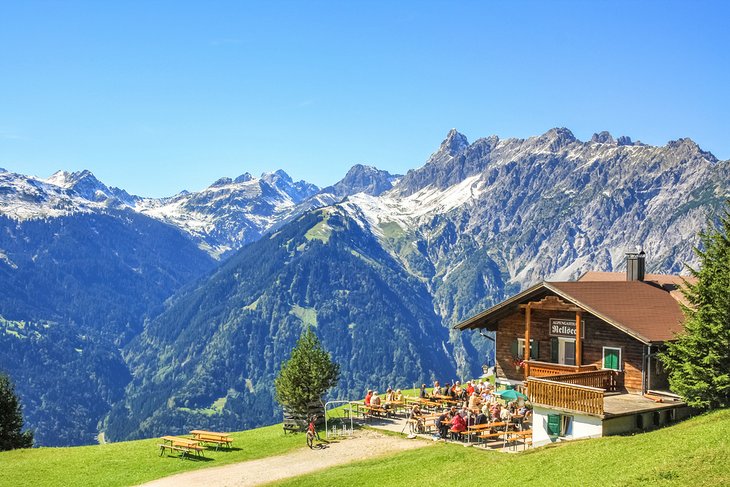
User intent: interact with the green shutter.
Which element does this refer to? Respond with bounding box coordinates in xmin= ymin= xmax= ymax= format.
xmin=550 ymin=337 xmax=559 ymax=363
xmin=604 ymin=348 xmax=619 ymax=370
xmin=530 ymin=339 xmax=539 ymax=360
xmin=547 ymin=414 xmax=561 ymax=436
xmin=511 ymin=339 xmax=518 ymax=357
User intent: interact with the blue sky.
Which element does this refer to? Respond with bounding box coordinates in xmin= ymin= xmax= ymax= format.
xmin=1 ymin=1 xmax=728 ymax=197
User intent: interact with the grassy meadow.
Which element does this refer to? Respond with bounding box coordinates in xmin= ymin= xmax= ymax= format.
xmin=274 ymin=408 xmax=730 ymax=487
xmin=0 ymin=424 xmax=305 ymax=487
xmin=2 ymin=406 xmax=728 ymax=487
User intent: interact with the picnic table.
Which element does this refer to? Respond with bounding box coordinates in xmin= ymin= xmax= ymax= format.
xmin=159 ymin=436 xmax=205 ymax=459
xmin=190 ymin=430 xmax=233 ymax=450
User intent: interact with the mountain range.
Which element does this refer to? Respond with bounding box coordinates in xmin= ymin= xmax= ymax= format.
xmin=1 ymin=128 xmax=728 ymax=445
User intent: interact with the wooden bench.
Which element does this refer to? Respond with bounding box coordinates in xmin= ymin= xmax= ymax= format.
xmin=159 ymin=436 xmax=205 ymax=459
xmin=190 ymin=430 xmax=233 ymax=450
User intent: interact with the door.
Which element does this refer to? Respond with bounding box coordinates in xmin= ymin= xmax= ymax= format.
xmin=559 ymin=338 xmax=576 ymax=366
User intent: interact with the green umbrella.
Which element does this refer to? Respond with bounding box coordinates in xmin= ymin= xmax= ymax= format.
xmin=495 ymin=389 xmax=528 ymax=401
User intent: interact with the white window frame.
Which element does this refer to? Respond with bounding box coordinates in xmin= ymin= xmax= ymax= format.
xmin=558 ymin=337 xmax=576 ymax=366
xmin=602 ymin=346 xmax=622 ymax=371
xmin=517 ymin=338 xmax=526 ymax=359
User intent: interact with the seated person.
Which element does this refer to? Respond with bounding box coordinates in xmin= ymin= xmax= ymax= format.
xmin=435 ymin=409 xmax=452 ymax=439
xmin=500 ymin=405 xmax=511 ymax=422
xmin=394 ymin=389 xmax=404 ymax=402
xmin=419 ymin=383 xmax=428 ymax=399
xmin=432 ymin=381 xmax=441 ymax=397
xmin=409 ymin=404 xmax=425 ymax=433
xmin=452 ymin=381 xmax=463 ymax=399
xmin=370 ymin=391 xmax=381 ymax=407
xmin=451 ymin=412 xmax=467 ymax=434
xmin=364 ymin=389 xmax=373 ymax=406
xmin=476 ymin=410 xmax=489 ymax=425
xmin=468 ymin=392 xmax=482 ymax=410
xmin=466 ymin=381 xmax=475 ymax=396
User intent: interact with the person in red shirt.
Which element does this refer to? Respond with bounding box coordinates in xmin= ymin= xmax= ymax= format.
xmin=466 ymin=381 xmax=475 ymax=396
xmin=364 ymin=389 xmax=373 ymax=406
xmin=451 ymin=412 xmax=467 ymax=434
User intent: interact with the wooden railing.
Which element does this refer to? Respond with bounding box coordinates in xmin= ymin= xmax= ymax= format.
xmin=527 ymin=361 xmax=598 ymax=378
xmin=545 ymin=369 xmax=620 ymax=392
xmin=528 ymin=377 xmax=605 ymax=416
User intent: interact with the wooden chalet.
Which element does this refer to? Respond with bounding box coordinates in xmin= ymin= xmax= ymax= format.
xmin=456 ymin=252 xmax=691 ymax=445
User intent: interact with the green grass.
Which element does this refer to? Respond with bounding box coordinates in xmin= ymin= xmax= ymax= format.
xmin=0 ymin=424 xmax=306 ymax=487
xmin=273 ymin=409 xmax=730 ymax=487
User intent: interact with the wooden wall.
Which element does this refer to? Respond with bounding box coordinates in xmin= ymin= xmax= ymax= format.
xmin=495 ymin=304 xmax=647 ymax=392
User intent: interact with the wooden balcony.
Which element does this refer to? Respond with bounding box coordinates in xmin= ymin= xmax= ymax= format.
xmin=528 ymin=377 xmax=605 ymax=416
xmin=526 ymin=360 xmax=598 ymax=378
xmin=526 ymin=369 xmax=622 ymax=416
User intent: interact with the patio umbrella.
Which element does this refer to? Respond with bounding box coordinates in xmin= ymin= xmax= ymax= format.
xmin=495 ymin=389 xmax=528 ymax=402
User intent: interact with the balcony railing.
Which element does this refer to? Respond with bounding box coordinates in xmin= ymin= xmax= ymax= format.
xmin=527 ymin=360 xmax=598 ymax=378
xmin=528 ymin=377 xmax=605 ymax=416
xmin=545 ymin=369 xmax=620 ymax=392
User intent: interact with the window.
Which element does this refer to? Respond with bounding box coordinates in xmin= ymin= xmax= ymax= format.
xmin=547 ymin=413 xmax=573 ymax=437
xmin=513 ymin=338 xmax=539 ymax=360
xmin=603 ymin=347 xmax=622 ymax=370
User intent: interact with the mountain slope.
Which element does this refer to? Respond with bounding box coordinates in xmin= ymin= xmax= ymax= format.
xmin=0 ymin=210 xmax=216 ymax=445
xmin=106 ymin=207 xmax=456 ymax=441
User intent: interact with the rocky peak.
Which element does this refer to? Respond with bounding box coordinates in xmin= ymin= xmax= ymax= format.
xmin=591 ymin=131 xmax=616 ymax=145
xmin=539 ymin=127 xmax=578 ymax=151
xmin=261 ymin=169 xmax=319 ymax=202
xmin=617 ymin=136 xmax=634 ymax=146
xmin=211 ymin=177 xmax=234 ymax=187
xmin=234 ymin=172 xmax=254 ymax=184
xmin=427 ymin=129 xmax=469 ymax=164
xmin=320 ymin=164 xmax=400 ymax=198
xmin=666 ymin=138 xmax=718 ymax=163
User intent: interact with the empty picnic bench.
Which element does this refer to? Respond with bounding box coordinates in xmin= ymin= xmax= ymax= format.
xmin=190 ymin=430 xmax=233 ymax=450
xmin=159 ymin=436 xmax=205 ymax=459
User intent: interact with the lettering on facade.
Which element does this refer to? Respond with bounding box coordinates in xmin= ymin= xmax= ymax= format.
xmin=549 ymin=318 xmax=585 ymax=338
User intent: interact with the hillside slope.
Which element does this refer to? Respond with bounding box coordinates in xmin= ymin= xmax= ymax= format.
xmin=106 ymin=207 xmax=456 ymax=441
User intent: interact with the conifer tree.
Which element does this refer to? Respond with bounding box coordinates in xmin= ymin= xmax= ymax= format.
xmin=275 ymin=328 xmax=340 ymax=414
xmin=0 ymin=373 xmax=33 ymax=451
xmin=660 ymin=202 xmax=730 ymax=409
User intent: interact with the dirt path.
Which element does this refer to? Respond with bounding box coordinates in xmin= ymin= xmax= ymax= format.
xmin=138 ymin=430 xmax=427 ymax=487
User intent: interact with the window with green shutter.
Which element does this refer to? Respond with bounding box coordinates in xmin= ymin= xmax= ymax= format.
xmin=547 ymin=414 xmax=561 ymax=436
xmin=603 ymin=347 xmax=621 ymax=370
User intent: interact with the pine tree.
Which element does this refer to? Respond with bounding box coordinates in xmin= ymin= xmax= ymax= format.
xmin=660 ymin=202 xmax=730 ymax=409
xmin=274 ymin=328 xmax=340 ymax=414
xmin=0 ymin=373 xmax=34 ymax=451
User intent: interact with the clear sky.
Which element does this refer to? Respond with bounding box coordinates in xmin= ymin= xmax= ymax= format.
xmin=1 ymin=1 xmax=728 ymax=197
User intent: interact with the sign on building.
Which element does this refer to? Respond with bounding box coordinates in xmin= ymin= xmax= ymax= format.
xmin=549 ymin=318 xmax=585 ymax=338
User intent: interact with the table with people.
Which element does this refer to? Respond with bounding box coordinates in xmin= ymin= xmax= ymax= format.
xmin=402 ymin=379 xmax=532 ymax=449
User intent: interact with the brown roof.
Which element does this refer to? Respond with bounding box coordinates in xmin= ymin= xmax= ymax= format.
xmin=455 ymin=280 xmax=687 ymax=344
xmin=547 ymin=281 xmax=686 ymax=343
xmin=578 ymin=271 xmax=696 ymax=307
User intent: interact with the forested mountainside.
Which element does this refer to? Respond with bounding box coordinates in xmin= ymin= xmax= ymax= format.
xmin=105 ymin=208 xmax=456 ymax=440
xmin=0 ymin=211 xmax=215 ymax=445
xmin=1 ymin=128 xmax=728 ymax=445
